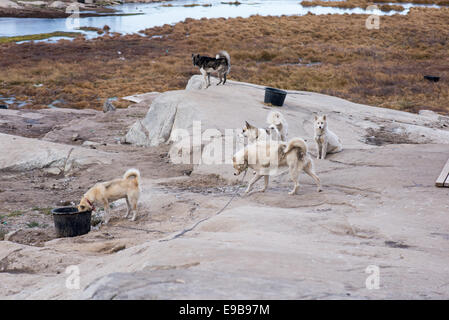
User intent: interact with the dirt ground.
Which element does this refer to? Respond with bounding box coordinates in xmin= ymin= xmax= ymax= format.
xmin=0 ymin=95 xmax=200 ymax=248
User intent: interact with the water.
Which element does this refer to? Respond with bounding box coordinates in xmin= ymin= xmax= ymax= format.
xmin=0 ymin=94 xmax=32 ymax=108
xmin=0 ymin=0 xmax=437 ymax=39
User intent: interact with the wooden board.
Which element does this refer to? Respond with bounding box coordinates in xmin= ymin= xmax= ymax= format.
xmin=436 ymin=158 xmax=449 ymax=187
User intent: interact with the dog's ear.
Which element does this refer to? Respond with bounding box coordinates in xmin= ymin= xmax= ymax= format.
xmin=245 ymin=121 xmax=250 ymax=128
xmin=323 ymin=115 xmax=326 ymax=120
xmin=314 ymin=115 xmax=318 ymax=121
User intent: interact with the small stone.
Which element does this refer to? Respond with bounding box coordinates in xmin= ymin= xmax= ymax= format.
xmin=45 ymin=167 xmax=61 ymax=175
xmin=72 ymin=133 xmax=80 ymax=141
xmin=103 ymin=99 xmax=116 ymax=113
xmin=5 ymin=229 xmax=22 ymax=242
xmin=82 ymin=141 xmax=100 ymax=149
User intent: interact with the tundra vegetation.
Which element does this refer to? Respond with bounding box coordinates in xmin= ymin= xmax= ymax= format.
xmin=0 ymin=7 xmax=448 ymax=114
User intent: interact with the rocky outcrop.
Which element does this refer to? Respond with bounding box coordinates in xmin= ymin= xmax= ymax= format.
xmin=124 ymin=92 xmax=181 ymax=146
xmin=125 ymin=75 xmax=449 ymax=178
xmin=3 ymin=77 xmax=449 ymax=300
xmin=0 ymin=0 xmax=21 ymax=9
xmin=0 ymin=133 xmax=113 ymax=172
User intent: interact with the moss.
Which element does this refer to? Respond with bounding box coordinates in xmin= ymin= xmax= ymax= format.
xmin=32 ymin=207 xmax=53 ymax=215
xmin=7 ymin=210 xmax=23 ymax=217
xmin=26 ymin=221 xmax=40 ymax=228
xmin=0 ymin=32 xmax=81 ymax=44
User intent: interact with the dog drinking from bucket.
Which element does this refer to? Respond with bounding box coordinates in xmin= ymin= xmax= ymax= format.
xmin=78 ymin=169 xmax=141 ymax=224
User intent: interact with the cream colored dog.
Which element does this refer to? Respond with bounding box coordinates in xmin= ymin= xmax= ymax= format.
xmin=266 ymin=110 xmax=288 ymax=141
xmin=240 ymin=121 xmax=270 ymax=143
xmin=232 ymin=138 xmax=321 ymax=195
xmin=240 ymin=111 xmax=289 ymax=144
xmin=78 ymin=168 xmax=141 ymax=224
xmin=314 ymin=115 xmax=342 ymax=159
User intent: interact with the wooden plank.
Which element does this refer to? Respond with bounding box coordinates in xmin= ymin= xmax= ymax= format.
xmin=436 ymin=158 xmax=449 ymax=187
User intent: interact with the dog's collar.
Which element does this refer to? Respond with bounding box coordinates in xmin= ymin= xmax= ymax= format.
xmin=86 ymin=199 xmax=95 ymax=211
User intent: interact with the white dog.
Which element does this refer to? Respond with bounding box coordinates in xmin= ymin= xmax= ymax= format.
xmin=232 ymin=138 xmax=321 ymax=195
xmin=241 ymin=111 xmax=289 ymax=144
xmin=314 ymin=115 xmax=342 ymax=159
xmin=266 ymin=110 xmax=288 ymax=141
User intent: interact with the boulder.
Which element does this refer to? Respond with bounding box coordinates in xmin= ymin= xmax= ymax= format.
xmin=103 ymin=99 xmax=116 ymax=113
xmin=0 ymin=0 xmax=22 ymax=8
xmin=49 ymin=1 xmax=67 ymax=8
xmin=122 ymin=92 xmax=159 ymax=104
xmin=125 ymin=75 xmax=449 ymax=179
xmin=185 ymin=75 xmax=206 ymax=90
xmin=17 ymin=1 xmax=47 ymax=7
xmin=0 ymin=133 xmax=114 ymax=172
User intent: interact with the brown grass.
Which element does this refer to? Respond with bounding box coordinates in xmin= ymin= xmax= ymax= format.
xmin=301 ymin=1 xmax=406 ymax=12
xmin=0 ymin=8 xmax=448 ymax=114
xmin=301 ymin=0 xmax=449 ymax=7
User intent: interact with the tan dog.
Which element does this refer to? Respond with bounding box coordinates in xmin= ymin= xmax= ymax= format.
xmin=78 ymin=169 xmax=141 ymax=224
xmin=240 ymin=121 xmax=270 ymax=143
xmin=233 ymin=138 xmax=321 ymax=195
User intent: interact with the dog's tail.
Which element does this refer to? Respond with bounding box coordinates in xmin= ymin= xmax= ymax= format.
xmin=216 ymin=50 xmax=231 ymax=74
xmin=266 ymin=111 xmax=284 ymax=126
xmin=282 ymin=138 xmax=308 ymax=158
xmin=124 ymin=168 xmax=140 ymax=186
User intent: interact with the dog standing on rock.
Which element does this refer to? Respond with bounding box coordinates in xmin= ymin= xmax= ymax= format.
xmin=232 ymin=138 xmax=321 ymax=195
xmin=266 ymin=110 xmax=288 ymax=141
xmin=314 ymin=115 xmax=343 ymax=159
xmin=241 ymin=111 xmax=289 ymax=143
xmin=192 ymin=51 xmax=231 ymax=88
xmin=78 ymin=169 xmax=141 ymax=224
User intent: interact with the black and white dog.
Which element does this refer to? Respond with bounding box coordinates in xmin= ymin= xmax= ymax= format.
xmin=192 ymin=51 xmax=231 ymax=88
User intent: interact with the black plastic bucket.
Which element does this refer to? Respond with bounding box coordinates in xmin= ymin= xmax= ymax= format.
xmin=264 ymin=87 xmax=287 ymax=107
xmin=52 ymin=207 xmax=91 ymax=237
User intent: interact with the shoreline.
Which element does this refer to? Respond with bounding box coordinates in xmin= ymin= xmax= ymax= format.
xmin=0 ymin=0 xmax=171 ymax=18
